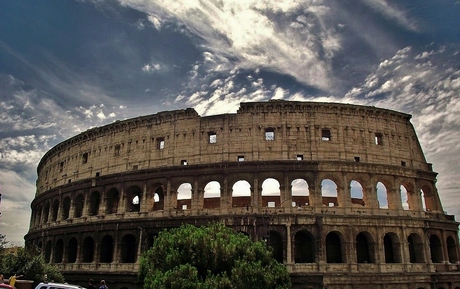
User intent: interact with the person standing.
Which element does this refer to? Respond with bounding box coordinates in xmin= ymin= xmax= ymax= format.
xmin=99 ymin=280 xmax=108 ymax=289
xmin=87 ymin=279 xmax=96 ymax=289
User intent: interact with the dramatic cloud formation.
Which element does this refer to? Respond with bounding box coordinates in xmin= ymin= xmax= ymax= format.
xmin=0 ymin=0 xmax=459 ymax=244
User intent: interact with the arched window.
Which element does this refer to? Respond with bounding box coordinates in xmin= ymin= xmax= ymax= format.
xmin=408 ymin=233 xmax=425 ymax=263
xmin=376 ymin=182 xmax=388 ymax=209
xmin=52 ymin=200 xmax=60 ymax=221
xmin=356 ymin=232 xmax=374 ymax=263
xmin=177 ymin=183 xmax=192 ymax=210
xmin=232 ymin=180 xmax=251 ymax=208
xmin=321 ymin=179 xmax=338 ymax=207
xmin=106 ymin=188 xmax=119 ymax=214
xmin=204 ymin=181 xmax=221 ymax=209
xmin=44 ymin=241 xmax=52 ymax=263
xmin=44 ymin=202 xmax=50 ymax=223
xmin=384 ymin=233 xmax=401 ymax=263
xmin=294 ymin=230 xmax=315 ymax=263
xmin=400 ymin=185 xmax=409 ymax=210
xmin=63 ymin=197 xmax=71 ymax=220
xmin=126 ymin=186 xmax=142 ymax=212
xmin=326 ymin=232 xmax=343 ymax=263
xmin=74 ymin=194 xmax=84 ymax=217
xmin=261 ymin=178 xmax=280 ymax=207
xmin=120 ymin=234 xmax=137 ymax=263
xmin=447 ymin=236 xmax=459 ymax=263
xmin=89 ymin=191 xmax=100 ymax=216
xmin=430 ymin=234 xmax=443 ymax=263
xmin=350 ymin=180 xmax=365 ymax=206
xmin=67 ymin=237 xmax=78 ymax=263
xmin=82 ymin=236 xmax=94 ymax=263
xmin=421 ymin=185 xmax=435 ymax=212
xmin=291 ymin=179 xmax=309 ymax=207
xmin=153 ymin=186 xmax=165 ymax=211
xmin=54 ymin=239 xmax=64 ymax=263
xmin=100 ymin=235 xmax=114 ymax=263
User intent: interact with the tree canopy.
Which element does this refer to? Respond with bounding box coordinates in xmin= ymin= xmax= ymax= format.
xmin=139 ymin=223 xmax=291 ymax=289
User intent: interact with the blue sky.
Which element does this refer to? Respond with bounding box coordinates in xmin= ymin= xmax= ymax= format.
xmin=0 ymin=0 xmax=459 ymax=245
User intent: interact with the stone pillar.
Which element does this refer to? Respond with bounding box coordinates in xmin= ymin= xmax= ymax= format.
xmin=252 ymin=176 xmax=262 ymax=209
xmin=83 ymin=189 xmax=91 ymax=217
xmin=286 ymin=224 xmax=292 ymax=264
xmin=281 ymin=174 xmax=291 ymax=208
xmin=140 ymin=181 xmax=148 ymax=212
xmin=69 ymin=199 xmax=76 ymax=219
xmin=119 ymin=185 xmax=126 ymax=213
xmin=99 ymin=188 xmax=107 ymax=215
xmin=220 ymin=175 xmax=230 ymax=211
xmin=340 ymin=173 xmax=351 ymax=208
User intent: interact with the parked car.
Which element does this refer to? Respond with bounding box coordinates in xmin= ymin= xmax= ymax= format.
xmin=0 ymin=284 xmax=15 ymax=289
xmin=34 ymin=283 xmax=86 ymax=289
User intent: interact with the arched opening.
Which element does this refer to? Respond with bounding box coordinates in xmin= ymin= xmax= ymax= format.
xmin=204 ymin=181 xmax=221 ymax=209
xmin=400 ymin=185 xmax=409 ymax=210
xmin=447 ymin=236 xmax=459 ymax=263
xmin=356 ymin=232 xmax=374 ymax=263
xmin=326 ymin=232 xmax=343 ymax=263
xmin=126 ymin=186 xmax=142 ymax=212
xmin=36 ymin=206 xmax=42 ymax=226
xmin=232 ymin=180 xmax=251 ymax=208
xmin=321 ymin=179 xmax=338 ymax=207
xmin=89 ymin=191 xmax=100 ymax=216
xmin=82 ymin=236 xmax=94 ymax=263
xmin=62 ymin=197 xmax=71 ymax=220
xmin=67 ymin=237 xmax=78 ymax=263
xmin=43 ymin=202 xmax=50 ymax=223
xmin=430 ymin=234 xmax=443 ymax=263
xmin=106 ymin=188 xmax=119 ymax=214
xmin=384 ymin=233 xmax=401 ymax=263
xmin=120 ymin=234 xmax=137 ymax=263
xmin=261 ymin=178 xmax=280 ymax=207
xmin=267 ymin=230 xmax=283 ymax=263
xmin=153 ymin=186 xmax=165 ymax=211
xmin=350 ymin=180 xmax=365 ymax=206
xmin=294 ymin=230 xmax=315 ymax=263
xmin=376 ymin=182 xmax=388 ymax=209
xmin=100 ymin=235 xmax=114 ymax=263
xmin=44 ymin=241 xmax=52 ymax=263
xmin=408 ymin=233 xmax=425 ymax=263
xmin=52 ymin=200 xmax=59 ymax=221
xmin=177 ymin=183 xmax=192 ymax=210
xmin=147 ymin=233 xmax=159 ymax=249
xmin=54 ymin=239 xmax=64 ymax=263
xmin=74 ymin=194 xmax=84 ymax=217
xmin=421 ymin=185 xmax=435 ymax=212
xmin=291 ymin=179 xmax=309 ymax=207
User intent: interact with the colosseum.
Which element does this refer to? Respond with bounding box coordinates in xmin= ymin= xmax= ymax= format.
xmin=25 ymin=100 xmax=460 ymax=289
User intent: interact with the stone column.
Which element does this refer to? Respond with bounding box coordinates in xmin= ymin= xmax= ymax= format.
xmin=286 ymin=224 xmax=292 ymax=264
xmin=99 ymin=188 xmax=107 ymax=215
xmin=140 ymin=181 xmax=148 ymax=212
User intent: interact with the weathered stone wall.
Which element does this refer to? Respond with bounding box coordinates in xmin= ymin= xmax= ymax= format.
xmin=26 ymin=101 xmax=460 ymax=289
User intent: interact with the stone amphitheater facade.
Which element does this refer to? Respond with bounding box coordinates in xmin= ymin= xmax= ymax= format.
xmin=25 ymin=100 xmax=460 ymax=289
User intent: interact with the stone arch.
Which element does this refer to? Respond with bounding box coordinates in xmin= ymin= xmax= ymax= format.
xmin=62 ymin=196 xmax=71 ymax=220
xmin=74 ymin=194 xmax=84 ymax=217
xmin=356 ymin=232 xmax=375 ymax=263
xmin=153 ymin=185 xmax=165 ymax=211
xmin=54 ymin=238 xmax=64 ymax=263
xmin=321 ymin=179 xmax=338 ymax=207
xmin=125 ymin=185 xmax=142 ymax=212
xmin=120 ymin=234 xmax=137 ymax=263
xmin=43 ymin=202 xmax=50 ymax=223
xmin=81 ymin=236 xmax=94 ymax=263
xmin=89 ymin=191 xmax=100 ymax=216
xmin=291 ymin=179 xmax=309 ymax=207
xmin=100 ymin=235 xmax=114 ymax=263
xmin=430 ymin=234 xmax=443 ymax=263
xmin=384 ymin=232 xmax=401 ymax=263
xmin=106 ymin=188 xmax=119 ymax=214
xmin=203 ymin=181 xmax=221 ymax=209
xmin=294 ymin=230 xmax=315 ymax=263
xmin=35 ymin=206 xmax=42 ymax=226
xmin=232 ymin=180 xmax=251 ymax=208
xmin=267 ymin=230 xmax=283 ymax=263
xmin=400 ymin=185 xmax=409 ymax=210
xmin=376 ymin=181 xmax=388 ymax=209
xmin=408 ymin=233 xmax=425 ymax=263
xmin=447 ymin=236 xmax=459 ymax=263
xmin=67 ymin=237 xmax=78 ymax=263
xmin=326 ymin=231 xmax=345 ymax=263
xmin=51 ymin=199 xmax=59 ymax=221
xmin=261 ymin=178 xmax=280 ymax=207
xmin=421 ymin=184 xmax=435 ymax=212
xmin=177 ymin=183 xmax=192 ymax=210
xmin=350 ymin=180 xmax=365 ymax=206
xmin=44 ymin=240 xmax=52 ymax=263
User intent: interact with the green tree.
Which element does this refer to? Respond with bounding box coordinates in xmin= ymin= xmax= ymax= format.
xmin=139 ymin=223 xmax=291 ymax=289
xmin=0 ymin=237 xmax=64 ymax=286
